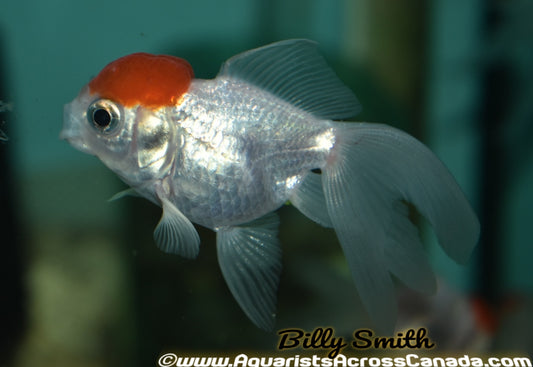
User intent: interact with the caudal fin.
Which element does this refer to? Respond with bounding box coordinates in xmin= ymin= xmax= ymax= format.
xmin=322 ymin=122 xmax=479 ymax=333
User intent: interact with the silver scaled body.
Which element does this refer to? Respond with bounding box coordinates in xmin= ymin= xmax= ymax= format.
xmin=161 ymin=78 xmax=334 ymax=229
xmin=61 ymin=40 xmax=479 ymax=333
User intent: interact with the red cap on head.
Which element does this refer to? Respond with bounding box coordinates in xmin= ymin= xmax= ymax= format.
xmin=88 ymin=52 xmax=193 ymax=109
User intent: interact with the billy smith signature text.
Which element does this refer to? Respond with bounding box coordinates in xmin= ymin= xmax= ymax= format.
xmin=278 ymin=327 xmax=435 ymax=359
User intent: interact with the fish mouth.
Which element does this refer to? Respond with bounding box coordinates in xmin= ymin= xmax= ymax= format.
xmin=60 ymin=130 xmax=90 ymax=153
xmin=60 ymin=102 xmax=92 ymax=154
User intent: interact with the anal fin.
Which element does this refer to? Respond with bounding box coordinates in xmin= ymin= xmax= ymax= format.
xmin=290 ymin=171 xmax=333 ymax=228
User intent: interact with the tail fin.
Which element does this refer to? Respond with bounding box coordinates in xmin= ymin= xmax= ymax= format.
xmin=322 ymin=122 xmax=479 ymax=333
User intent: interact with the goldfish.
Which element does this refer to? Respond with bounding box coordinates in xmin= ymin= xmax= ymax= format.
xmin=61 ymin=39 xmax=479 ymax=332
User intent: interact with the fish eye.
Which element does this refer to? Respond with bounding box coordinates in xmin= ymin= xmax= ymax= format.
xmin=87 ymin=99 xmax=122 ymax=134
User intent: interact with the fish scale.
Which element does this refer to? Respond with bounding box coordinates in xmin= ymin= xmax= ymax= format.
xmin=171 ymin=78 xmax=333 ymax=228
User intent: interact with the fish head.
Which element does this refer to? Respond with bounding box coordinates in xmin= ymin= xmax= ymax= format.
xmin=61 ymin=85 xmax=138 ymax=179
xmin=61 ymin=52 xmax=194 ymax=185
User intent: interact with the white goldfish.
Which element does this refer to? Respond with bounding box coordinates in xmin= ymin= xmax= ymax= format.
xmin=61 ymin=40 xmax=479 ymax=332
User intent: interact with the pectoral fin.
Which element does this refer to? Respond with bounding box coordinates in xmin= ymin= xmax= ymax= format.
xmin=154 ymin=197 xmax=200 ymax=259
xmin=108 ymin=188 xmax=140 ymax=202
xmin=216 ymin=213 xmax=282 ymax=331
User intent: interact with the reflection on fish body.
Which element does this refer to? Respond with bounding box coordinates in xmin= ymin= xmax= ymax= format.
xmin=61 ymin=40 xmax=479 ymax=332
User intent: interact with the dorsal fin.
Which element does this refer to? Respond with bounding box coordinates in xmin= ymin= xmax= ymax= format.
xmin=218 ymin=39 xmax=361 ymax=120
xmin=89 ymin=53 xmax=194 ymax=109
